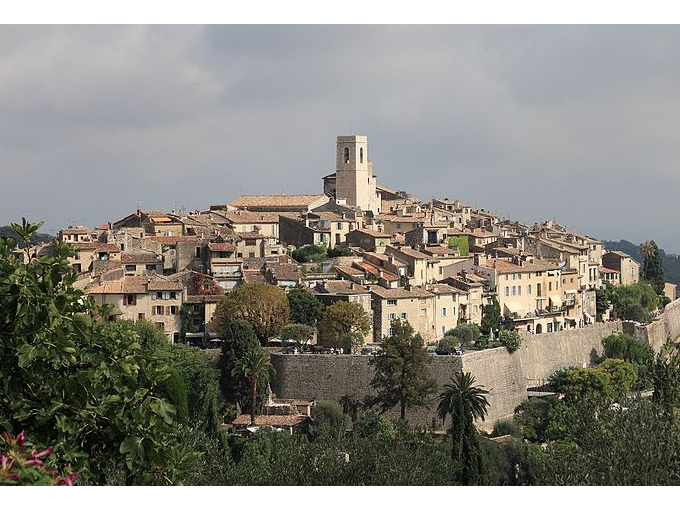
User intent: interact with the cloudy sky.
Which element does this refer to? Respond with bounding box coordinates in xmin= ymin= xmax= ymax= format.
xmin=1 ymin=25 xmax=679 ymax=251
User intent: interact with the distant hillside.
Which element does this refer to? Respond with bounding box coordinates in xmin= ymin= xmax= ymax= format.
xmin=0 ymin=225 xmax=55 ymax=248
xmin=603 ymin=239 xmax=680 ymax=287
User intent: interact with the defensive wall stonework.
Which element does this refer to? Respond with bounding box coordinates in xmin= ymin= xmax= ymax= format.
xmin=271 ymin=299 xmax=680 ymax=429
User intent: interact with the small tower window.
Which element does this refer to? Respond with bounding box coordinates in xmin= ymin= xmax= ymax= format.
xmin=344 ymin=147 xmax=350 ymax=164
xmin=359 ymin=147 xmax=364 ymax=163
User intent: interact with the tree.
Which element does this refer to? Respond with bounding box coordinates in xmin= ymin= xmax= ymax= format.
xmin=480 ymin=296 xmax=501 ymax=335
xmin=651 ymin=346 xmax=680 ymax=411
xmin=447 ymin=235 xmax=469 ymax=257
xmin=319 ymin=301 xmax=370 ymax=349
xmin=219 ymin=320 xmax=262 ymax=412
xmin=498 ymin=329 xmax=522 ymax=352
xmin=445 ymin=323 xmax=481 ymax=347
xmin=640 ymin=240 xmax=665 ymax=295
xmin=560 ymin=359 xmax=636 ymax=405
xmin=602 ymin=333 xmax=653 ymax=367
xmin=370 ymin=319 xmax=438 ymax=421
xmin=608 ymin=281 xmax=659 ymax=322
xmin=213 ymin=283 xmax=290 ymax=345
xmin=0 ymin=220 xmax=193 ymax=485
xmin=231 ymin=348 xmax=274 ymax=425
xmin=291 ymin=244 xmax=327 ymax=263
xmin=437 ymin=371 xmax=490 ymax=485
xmin=279 ymin=323 xmax=315 ymax=347
xmin=595 ymin=284 xmax=612 ymax=321
xmin=287 ymin=288 xmax=325 ymax=326
xmin=341 ymin=331 xmax=365 ymax=354
xmin=310 ymin=401 xmax=346 ymax=440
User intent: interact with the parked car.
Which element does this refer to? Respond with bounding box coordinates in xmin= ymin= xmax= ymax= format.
xmin=435 ymin=346 xmax=463 ymax=356
xmin=360 ymin=347 xmax=374 ymax=356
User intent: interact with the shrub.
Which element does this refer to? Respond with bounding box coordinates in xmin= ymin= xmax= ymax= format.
xmin=491 ymin=419 xmax=520 ymax=438
xmin=498 ymin=329 xmax=522 ymax=352
xmin=311 ymin=401 xmax=346 ymax=440
xmin=291 ymin=244 xmax=327 ymax=263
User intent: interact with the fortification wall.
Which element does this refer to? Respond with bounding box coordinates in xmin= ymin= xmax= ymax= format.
xmin=270 ymin=301 xmax=680 ymax=430
xmin=517 ymin=321 xmax=623 ymax=386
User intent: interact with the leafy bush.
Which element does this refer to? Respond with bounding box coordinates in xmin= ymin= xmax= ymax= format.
xmin=156 ymin=367 xmax=189 ymax=425
xmin=498 ymin=329 xmax=522 ymax=352
xmin=287 ymin=288 xmax=325 ymax=326
xmin=491 ymin=419 xmax=520 ymax=438
xmin=438 ymin=335 xmax=459 ymax=349
xmin=445 ymin=324 xmax=481 ymax=346
xmin=280 ymin=323 xmax=315 ymax=345
xmin=311 ymin=401 xmax=346 ymax=440
xmin=0 ymin=220 xmax=194 ymax=484
xmin=291 ymin=244 xmax=327 ymax=263
xmin=327 ymin=246 xmax=352 ymax=257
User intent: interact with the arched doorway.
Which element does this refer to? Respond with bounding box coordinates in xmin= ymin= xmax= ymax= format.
xmin=535 ymin=323 xmax=543 ymax=334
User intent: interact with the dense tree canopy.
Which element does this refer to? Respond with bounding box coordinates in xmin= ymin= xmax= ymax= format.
xmin=370 ymin=319 xmax=438 ymax=421
xmin=286 ymin=288 xmax=325 ymax=327
xmin=213 ymin=283 xmax=290 ymax=345
xmin=640 ymin=240 xmax=665 ymax=295
xmin=318 ymin=301 xmax=370 ymax=348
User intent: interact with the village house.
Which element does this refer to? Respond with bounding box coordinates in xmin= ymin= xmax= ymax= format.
xmin=371 ymin=285 xmax=439 ymax=343
xmin=229 ymin=194 xmax=329 ymax=214
xmin=86 ymin=274 xmax=185 ymax=341
xmin=602 ymin=250 xmax=640 ymax=286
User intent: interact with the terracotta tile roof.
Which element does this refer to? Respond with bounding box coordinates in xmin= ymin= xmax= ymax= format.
xmin=599 ymin=266 xmax=619 ymax=274
xmin=606 ymin=250 xmax=634 ymax=258
xmin=242 ymin=271 xmax=267 ymax=283
xmin=71 ymin=242 xmax=97 ymax=251
xmin=389 ymin=246 xmax=436 ymax=261
xmin=349 ymin=228 xmax=391 ymax=238
xmin=208 ymin=243 xmax=237 ymax=252
xmin=482 ymin=258 xmax=559 ymax=274
xmin=212 ymin=210 xmax=297 ymax=224
xmin=334 ymin=265 xmax=364 ymax=277
xmin=184 ymin=294 xmax=223 ymax=303
xmin=147 ymin=278 xmax=184 ymax=291
xmin=87 ymin=276 xmax=149 ymax=295
xmin=371 ymin=286 xmax=434 ymax=299
xmin=269 ymin=263 xmax=301 ymax=282
xmin=425 ymin=283 xmax=459 ymax=295
xmin=150 ymin=216 xmax=173 ymax=223
xmin=316 ymin=280 xmax=370 ymax=295
xmin=231 ymin=414 xmax=310 ymax=427
xmin=237 ymin=231 xmax=266 ymax=240
xmin=231 ymin=194 xmax=328 ymax=208
xmin=61 ymin=227 xmax=92 ymax=234
xmin=121 ymin=252 xmax=161 ymax=264
xmin=354 ymin=261 xmax=380 ymax=276
xmin=94 ymin=243 xmax=121 ymax=252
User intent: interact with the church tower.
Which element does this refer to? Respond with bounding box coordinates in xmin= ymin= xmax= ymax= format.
xmin=335 ymin=135 xmax=380 ymax=213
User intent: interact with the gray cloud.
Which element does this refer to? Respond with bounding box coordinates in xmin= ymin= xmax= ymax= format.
xmin=0 ymin=25 xmax=678 ymax=252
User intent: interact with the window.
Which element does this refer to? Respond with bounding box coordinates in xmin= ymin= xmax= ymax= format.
xmin=344 ymin=147 xmax=350 ymax=163
xmin=337 ymin=222 xmax=343 ymax=230
xmin=452 ymin=306 xmax=456 ymax=315
xmin=359 ymin=147 xmax=364 ymax=163
xmin=511 ymin=286 xmax=516 ymax=296
xmin=146 ymin=264 xmax=156 ymax=271
xmin=153 ymin=305 xmax=164 ymax=315
xmin=420 ymin=308 xmax=426 ymax=316
xmin=549 ymin=282 xmax=552 ymax=291
xmin=527 ymin=284 xmax=532 ymax=295
xmin=170 ymin=306 xmax=178 ymax=315
xmin=442 ymin=326 xmax=446 ymax=335
xmin=195 ymin=246 xmax=202 ymax=258
xmin=400 ymin=312 xmax=407 ymax=320
xmin=518 ymin=286 xmax=521 ymax=296
xmin=387 ymin=328 xmax=393 ymax=337
xmin=442 ymin=307 xmax=447 ymax=316
xmin=387 ymin=299 xmax=397 ymax=306
xmin=505 ymin=274 xmax=509 ymax=281
xmin=388 ymin=313 xmax=396 ymax=320
xmin=156 ymin=322 xmax=165 ymax=330
xmin=505 ymin=287 xmax=509 ymax=297
xmin=245 ymin=239 xmax=256 ymax=246
xmin=125 ymin=294 xmax=136 ymax=306
xmin=138 ymin=313 xmax=145 ymax=321
xmin=125 ymin=264 xmax=136 ymax=272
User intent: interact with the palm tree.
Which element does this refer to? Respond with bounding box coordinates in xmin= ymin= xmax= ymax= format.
xmin=437 ymin=371 xmax=490 ymax=485
xmin=232 ymin=349 xmax=275 ymax=425
xmin=639 ymin=240 xmax=654 ymax=278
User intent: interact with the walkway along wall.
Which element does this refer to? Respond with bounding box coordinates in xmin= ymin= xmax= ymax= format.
xmin=270 ymin=299 xmax=680 ymax=429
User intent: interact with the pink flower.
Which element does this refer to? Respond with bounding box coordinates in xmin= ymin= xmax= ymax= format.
xmin=35 ymin=446 xmax=54 ymax=459
xmin=7 ymin=473 xmax=20 ymax=481
xmin=56 ymin=472 xmax=79 ymax=486
xmin=16 ymin=431 xmax=26 ymax=446
xmin=26 ymin=459 xmax=45 ymax=468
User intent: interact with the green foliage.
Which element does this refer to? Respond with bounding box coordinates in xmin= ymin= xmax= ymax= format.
xmin=0 ymin=222 xmax=54 ymax=249
xmin=498 ymin=328 xmax=522 ymax=352
xmin=437 ymin=371 xmax=490 ymax=485
xmin=219 ymin=320 xmax=263 ymax=415
xmin=445 ymin=323 xmax=481 ymax=346
xmin=491 ymin=418 xmax=520 ymax=438
xmin=602 ymin=333 xmax=653 ymax=388
xmin=279 ymin=323 xmax=315 ymax=345
xmin=156 ymin=367 xmax=189 ymax=425
xmin=480 ymin=296 xmax=501 ymax=335
xmin=311 ymin=401 xmax=346 ymax=440
xmin=0 ymin=220 xmax=194 ymax=485
xmin=560 ymin=359 xmax=636 ymax=405
xmin=213 ymin=283 xmax=290 ymax=345
xmin=351 ymin=411 xmax=395 ymax=440
xmin=291 ymin=244 xmax=327 ymax=263
xmin=319 ymin=301 xmax=370 ymax=348
xmin=540 ymin=401 xmax=680 ymax=485
xmin=447 ymin=235 xmax=469 ymax=256
xmin=595 ymin=285 xmax=612 ymax=321
xmin=231 ymin=347 xmax=274 ymax=425
xmin=370 ymin=319 xmax=438 ymax=421
xmin=327 ymin=246 xmax=352 ymax=257
xmin=651 ymin=346 xmax=680 ymax=411
xmin=604 ymin=239 xmax=680 ymax=287
xmin=514 ymin=396 xmax=575 ymax=443
xmin=438 ymin=335 xmax=459 ymax=349
xmin=608 ymin=281 xmax=659 ymax=322
xmin=152 ymin=339 xmax=221 ymax=433
xmin=286 ymin=288 xmax=325 ymax=326
xmin=640 ymin=240 xmax=665 ymax=295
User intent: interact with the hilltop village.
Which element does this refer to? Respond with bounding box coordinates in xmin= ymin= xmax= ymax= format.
xmin=20 ymin=135 xmax=644 ymax=345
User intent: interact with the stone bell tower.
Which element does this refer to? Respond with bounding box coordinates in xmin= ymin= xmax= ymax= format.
xmin=335 ymin=135 xmax=380 ymax=213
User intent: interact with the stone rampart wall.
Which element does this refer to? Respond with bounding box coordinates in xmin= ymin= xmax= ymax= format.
xmin=270 ymin=300 xmax=680 ymax=430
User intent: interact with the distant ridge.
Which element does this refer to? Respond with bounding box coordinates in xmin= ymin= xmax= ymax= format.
xmin=602 ymin=239 xmax=680 ymax=287
xmin=0 ymin=224 xmax=55 ymax=248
